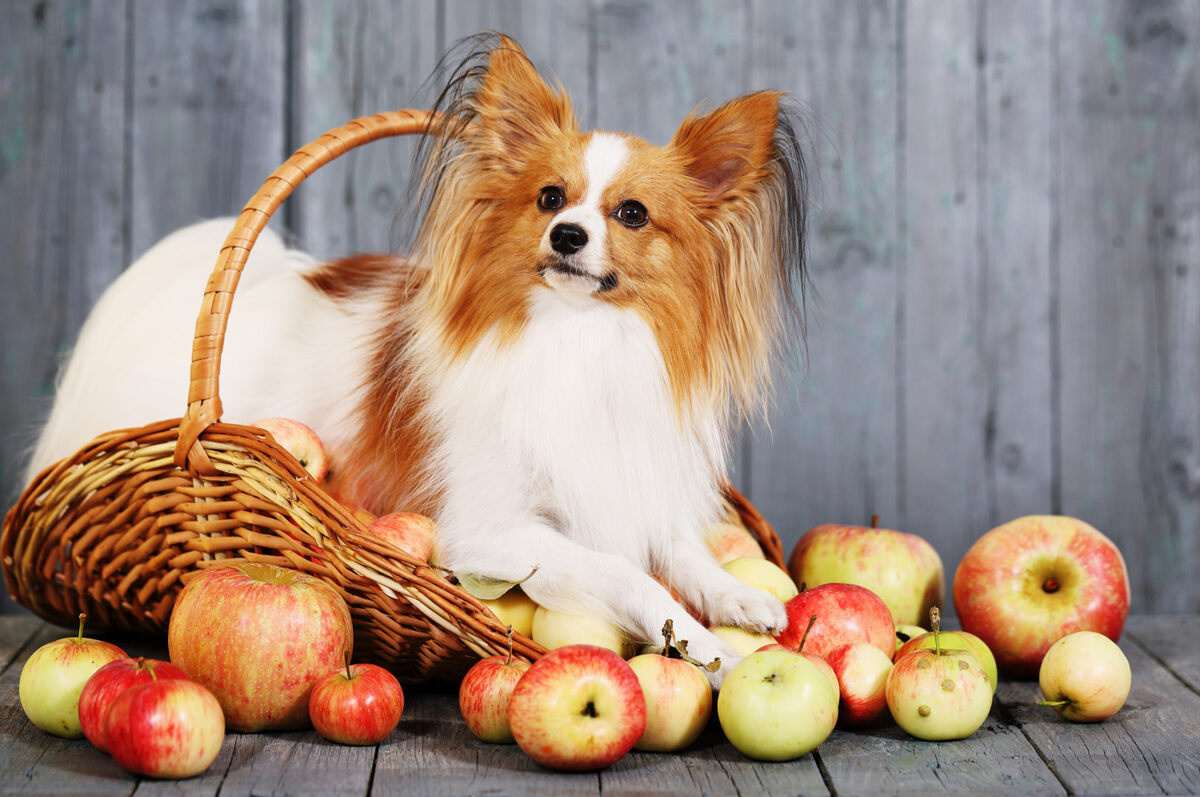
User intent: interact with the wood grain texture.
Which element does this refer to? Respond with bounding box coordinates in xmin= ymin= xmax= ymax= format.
xmin=128 ymin=0 xmax=287 ymax=259
xmin=744 ymin=0 xmax=903 ymax=552
xmin=1057 ymin=1 xmax=1200 ymax=612
xmin=1126 ymin=615 xmax=1200 ymax=695
xmin=998 ymin=637 xmax=1200 ymax=795
xmin=1 ymin=1 xmax=1199 ymax=613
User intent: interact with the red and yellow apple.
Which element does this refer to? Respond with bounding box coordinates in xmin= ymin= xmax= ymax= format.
xmin=104 ymin=679 xmax=225 ymax=779
xmin=789 ymin=520 xmax=944 ymax=627
xmin=953 ymin=515 xmax=1130 ymax=677
xmin=18 ymin=615 xmax=127 ymax=738
xmin=367 ymin=512 xmax=437 ymax=562
xmin=508 ymin=645 xmax=646 ymax=770
xmin=168 ymin=562 xmax=354 ymax=732
xmin=79 ymin=657 xmax=190 ymax=752
xmin=826 ymin=642 xmax=893 ymax=728
xmin=459 ymin=651 xmax=532 ymax=743
xmin=896 ymin=629 xmax=998 ymax=691
xmin=252 ymin=417 xmax=329 ymax=483
xmin=309 ymin=660 xmax=405 ymax=745
xmin=774 ymin=583 xmax=895 ymax=659
xmin=625 ymin=626 xmax=713 ymax=753
xmin=704 ymin=522 xmax=765 ymax=564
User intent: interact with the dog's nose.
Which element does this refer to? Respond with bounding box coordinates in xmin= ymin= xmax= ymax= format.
xmin=549 ymin=223 xmax=588 ymax=255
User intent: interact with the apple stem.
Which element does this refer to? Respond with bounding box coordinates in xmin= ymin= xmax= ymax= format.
xmin=344 ymin=651 xmax=352 ymax=680
xmin=871 ymin=514 xmax=880 ymax=529
xmin=797 ymin=614 xmax=818 ymax=654
xmin=76 ymin=613 xmax=86 ymax=642
xmin=1037 ymin=699 xmax=1069 ymax=707
xmin=930 ymin=607 xmax=942 ymax=656
xmin=504 ymin=625 xmax=514 ymax=666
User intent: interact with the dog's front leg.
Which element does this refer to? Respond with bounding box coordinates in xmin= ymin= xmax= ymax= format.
xmin=437 ymin=520 xmax=742 ymax=686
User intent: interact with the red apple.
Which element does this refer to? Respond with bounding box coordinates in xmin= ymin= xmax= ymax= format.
xmin=459 ymin=642 xmax=532 ymax=744
xmin=774 ymin=584 xmax=895 ymax=659
xmin=789 ymin=518 xmax=944 ymax=627
xmin=252 ymin=417 xmax=329 ymax=483
xmin=309 ymin=657 xmax=405 ymax=745
xmin=826 ymin=642 xmax=893 ymax=728
xmin=168 ymin=562 xmax=354 ymax=731
xmin=367 ymin=512 xmax=437 ymax=561
xmin=953 ymin=515 xmax=1130 ymax=677
xmin=18 ymin=614 xmax=127 ymax=738
xmin=508 ymin=645 xmax=646 ymax=770
xmin=79 ymin=657 xmax=191 ymax=752
xmin=703 ymin=522 xmax=765 ymax=564
xmin=105 ymin=678 xmax=225 ymax=779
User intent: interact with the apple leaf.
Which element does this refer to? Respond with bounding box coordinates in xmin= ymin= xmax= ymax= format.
xmin=455 ymin=566 xmax=538 ymax=601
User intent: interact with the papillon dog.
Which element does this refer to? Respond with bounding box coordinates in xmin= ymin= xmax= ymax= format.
xmin=27 ymin=35 xmax=809 ymax=683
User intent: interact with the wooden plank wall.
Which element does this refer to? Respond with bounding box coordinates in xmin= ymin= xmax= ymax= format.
xmin=1 ymin=0 xmax=1197 ymax=614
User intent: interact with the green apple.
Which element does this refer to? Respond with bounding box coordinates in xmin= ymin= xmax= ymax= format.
xmin=886 ymin=610 xmax=992 ymax=740
xmin=717 ymin=650 xmax=838 ymax=761
xmin=722 ymin=557 xmax=799 ymax=602
xmin=19 ymin=615 xmax=127 ymax=738
xmin=896 ymin=629 xmax=998 ymax=691
xmin=532 ymin=606 xmax=636 ymax=658
xmin=894 ymin=624 xmax=927 ymax=653
xmin=1037 ymin=631 xmax=1131 ymax=722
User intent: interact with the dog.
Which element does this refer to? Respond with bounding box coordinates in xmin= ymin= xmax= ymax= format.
xmin=27 ymin=35 xmax=809 ymax=684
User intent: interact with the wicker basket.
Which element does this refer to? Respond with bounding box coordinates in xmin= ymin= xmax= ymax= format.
xmin=1 ymin=110 xmax=785 ymax=683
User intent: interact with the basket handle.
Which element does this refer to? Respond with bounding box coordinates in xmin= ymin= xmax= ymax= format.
xmin=174 ymin=109 xmax=440 ymax=474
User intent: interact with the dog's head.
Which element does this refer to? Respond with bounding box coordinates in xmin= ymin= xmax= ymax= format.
xmin=413 ymin=33 xmax=809 ymax=419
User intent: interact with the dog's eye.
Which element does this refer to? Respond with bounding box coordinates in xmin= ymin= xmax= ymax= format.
xmin=537 ymin=186 xmax=566 ymax=212
xmin=614 ymin=200 xmax=648 ymax=228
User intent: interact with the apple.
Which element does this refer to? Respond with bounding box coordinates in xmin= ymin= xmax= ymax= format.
xmin=508 ymin=644 xmax=646 ymax=770
xmin=788 ymin=518 xmax=944 ymax=627
xmin=717 ymin=649 xmax=838 ymax=761
xmin=367 ymin=512 xmax=437 ymax=562
xmin=1037 ymin=631 xmax=1131 ymax=722
xmin=895 ymin=624 xmax=927 ymax=653
xmin=168 ymin=562 xmax=354 ymax=732
xmin=79 ymin=657 xmax=191 ymax=752
xmin=826 ymin=642 xmax=893 ymax=728
xmin=722 ymin=557 xmax=800 ymax=602
xmin=104 ymin=678 xmax=225 ymax=779
xmin=459 ymin=631 xmax=532 ymax=744
xmin=309 ymin=656 xmax=405 ymax=745
xmin=252 ymin=417 xmax=329 ymax=483
xmin=704 ymin=521 xmax=765 ymax=564
xmin=886 ymin=609 xmax=992 ymax=740
xmin=757 ymin=642 xmax=840 ymax=693
xmin=953 ymin=515 xmax=1130 ymax=677
xmin=479 ymin=587 xmax=539 ymax=638
xmin=896 ymin=629 xmax=998 ymax=691
xmin=18 ymin=614 xmax=127 ymax=738
xmin=710 ymin=625 xmax=777 ymax=656
xmin=531 ymin=606 xmax=636 ymax=658
xmin=774 ymin=583 xmax=895 ymax=659
xmin=625 ymin=620 xmax=714 ymax=752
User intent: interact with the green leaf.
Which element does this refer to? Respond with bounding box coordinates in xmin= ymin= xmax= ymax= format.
xmin=455 ymin=566 xmax=538 ymax=601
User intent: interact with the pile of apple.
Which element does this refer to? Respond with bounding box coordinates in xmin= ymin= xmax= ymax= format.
xmin=18 ymin=560 xmax=406 ymax=780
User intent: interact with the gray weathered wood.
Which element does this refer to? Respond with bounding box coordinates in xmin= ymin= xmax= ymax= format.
xmin=900 ymin=0 xmax=992 ymax=582
xmin=128 ymin=0 xmax=288 ymax=259
xmin=744 ymin=0 xmax=903 ymax=552
xmin=1126 ymin=615 xmax=1200 ymax=695
xmin=997 ymin=637 xmax=1200 ymax=795
xmin=0 ymin=0 xmax=127 ymax=587
xmin=1056 ymin=1 xmax=1200 ymax=613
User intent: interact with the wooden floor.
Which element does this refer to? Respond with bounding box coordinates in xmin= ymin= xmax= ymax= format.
xmin=2 ymin=614 xmax=1198 ymax=796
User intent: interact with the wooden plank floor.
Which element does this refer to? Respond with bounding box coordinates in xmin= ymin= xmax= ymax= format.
xmin=1 ymin=614 xmax=1197 ymax=796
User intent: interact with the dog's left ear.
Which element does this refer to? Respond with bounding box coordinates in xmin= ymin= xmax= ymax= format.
xmin=471 ymin=36 xmax=577 ymax=161
xmin=670 ymin=91 xmax=784 ymax=213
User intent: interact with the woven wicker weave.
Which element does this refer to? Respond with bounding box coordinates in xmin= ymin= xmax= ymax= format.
xmin=1 ymin=109 xmax=785 ymax=682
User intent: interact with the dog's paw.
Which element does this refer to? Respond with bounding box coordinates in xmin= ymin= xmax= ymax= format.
xmin=703 ymin=581 xmax=788 ymax=635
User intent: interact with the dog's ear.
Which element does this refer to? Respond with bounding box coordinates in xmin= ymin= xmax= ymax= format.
xmin=471 ymin=37 xmax=577 ymax=159
xmin=670 ymin=91 xmax=784 ymax=213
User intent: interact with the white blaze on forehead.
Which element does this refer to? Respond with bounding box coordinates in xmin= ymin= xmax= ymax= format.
xmin=544 ymin=133 xmax=629 ymax=271
xmin=582 ymin=132 xmax=629 ymax=207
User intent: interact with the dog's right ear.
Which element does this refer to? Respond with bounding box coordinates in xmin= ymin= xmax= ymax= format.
xmin=466 ymin=36 xmax=577 ymax=163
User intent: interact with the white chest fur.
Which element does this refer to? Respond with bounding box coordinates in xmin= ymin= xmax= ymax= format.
xmin=419 ymin=289 xmax=727 ymax=568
